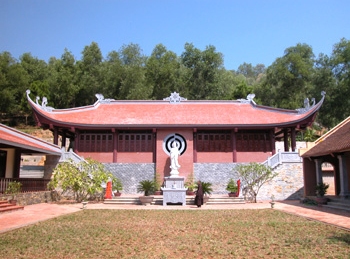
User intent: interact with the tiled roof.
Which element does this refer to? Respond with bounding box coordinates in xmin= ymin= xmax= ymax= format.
xmin=27 ymin=91 xmax=325 ymax=130
xmin=302 ymin=117 xmax=350 ymax=157
xmin=0 ymin=124 xmax=62 ymax=155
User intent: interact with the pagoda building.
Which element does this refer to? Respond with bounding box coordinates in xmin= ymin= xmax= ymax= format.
xmin=26 ymin=90 xmax=325 ymax=180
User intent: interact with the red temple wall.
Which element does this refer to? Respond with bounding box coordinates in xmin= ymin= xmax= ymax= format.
xmin=76 ymin=151 xmax=153 ymax=163
xmin=236 ymin=152 xmax=272 ymax=163
xmin=115 ymin=152 xmax=153 ymax=163
xmin=196 ymin=152 xmax=232 ymax=163
xmin=77 ymin=152 xmax=113 ymax=163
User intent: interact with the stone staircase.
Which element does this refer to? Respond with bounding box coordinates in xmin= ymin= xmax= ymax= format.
xmin=324 ymin=197 xmax=350 ymax=212
xmin=0 ymin=200 xmax=24 ymax=213
xmin=104 ymin=195 xmax=245 ymax=206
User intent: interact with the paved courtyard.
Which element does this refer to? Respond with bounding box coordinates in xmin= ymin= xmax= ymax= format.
xmin=0 ymin=199 xmax=349 ymax=234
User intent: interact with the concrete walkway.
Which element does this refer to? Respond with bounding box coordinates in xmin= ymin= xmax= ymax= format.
xmin=0 ymin=200 xmax=349 ymax=234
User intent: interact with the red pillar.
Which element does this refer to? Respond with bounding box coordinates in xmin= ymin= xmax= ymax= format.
xmin=291 ymin=127 xmax=296 ymax=152
xmin=53 ymin=127 xmax=59 ymax=145
xmin=74 ymin=130 xmax=79 ymax=153
xmin=232 ymin=129 xmax=237 ymax=162
xmin=113 ymin=130 xmax=118 ymax=163
xmin=193 ymin=128 xmax=197 ymax=163
xmin=283 ymin=129 xmax=289 ymax=151
xmin=270 ymin=130 xmax=276 ymax=155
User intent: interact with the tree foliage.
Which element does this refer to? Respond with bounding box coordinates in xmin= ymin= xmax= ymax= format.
xmin=235 ymin=163 xmax=277 ymax=203
xmin=48 ymin=158 xmax=117 ymax=202
xmin=256 ymin=43 xmax=315 ymax=109
xmin=1 ymin=39 xmax=350 ymax=129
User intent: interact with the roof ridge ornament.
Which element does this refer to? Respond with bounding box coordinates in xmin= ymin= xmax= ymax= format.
xmin=95 ymin=93 xmax=114 ymax=104
xmin=296 ymin=91 xmax=326 ymax=114
xmin=239 ymin=93 xmax=256 ymax=105
xmin=26 ymin=90 xmax=54 ymax=112
xmin=163 ymin=92 xmax=187 ymax=104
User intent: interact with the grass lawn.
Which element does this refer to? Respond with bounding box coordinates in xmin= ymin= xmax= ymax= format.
xmin=0 ymin=209 xmax=349 ymax=258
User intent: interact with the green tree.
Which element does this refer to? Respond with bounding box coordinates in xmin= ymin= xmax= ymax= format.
xmin=19 ymin=53 xmax=49 ymax=109
xmin=232 ymin=80 xmax=253 ymax=99
xmin=146 ymin=44 xmax=181 ymax=99
xmin=100 ymin=50 xmax=123 ymax=99
xmin=311 ymin=53 xmax=337 ymax=128
xmin=328 ymin=38 xmax=350 ymax=126
xmin=215 ymin=69 xmax=237 ymax=100
xmin=0 ymin=52 xmax=30 ymax=116
xmin=235 ymin=163 xmax=277 ymax=203
xmin=181 ymin=43 xmax=224 ymax=100
xmin=118 ymin=43 xmax=150 ymax=99
xmin=236 ymin=63 xmax=266 ymax=86
xmin=47 ymin=49 xmax=79 ymax=108
xmin=76 ymin=42 xmax=103 ymax=106
xmin=256 ymin=43 xmax=315 ymax=109
xmin=48 ymin=158 xmax=116 ymax=202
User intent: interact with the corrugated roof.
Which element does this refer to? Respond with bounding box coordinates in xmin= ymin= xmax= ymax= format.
xmin=0 ymin=124 xmax=62 ymax=155
xmin=302 ymin=116 xmax=350 ymax=157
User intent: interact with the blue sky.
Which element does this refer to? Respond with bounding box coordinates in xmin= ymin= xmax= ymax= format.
xmin=1 ymin=0 xmax=349 ymax=70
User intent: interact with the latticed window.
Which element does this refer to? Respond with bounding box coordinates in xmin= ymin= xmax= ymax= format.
xmin=196 ymin=130 xmax=232 ymax=152
xmin=236 ymin=132 xmax=271 ymax=152
xmin=79 ymin=133 xmax=113 ymax=152
xmin=117 ymin=131 xmax=153 ymax=152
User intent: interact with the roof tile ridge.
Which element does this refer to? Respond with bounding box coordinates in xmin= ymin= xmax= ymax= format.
xmin=253 ymin=104 xmax=299 ymax=114
xmin=315 ymin=116 xmax=350 ymax=144
xmin=0 ymin=123 xmax=61 ymax=151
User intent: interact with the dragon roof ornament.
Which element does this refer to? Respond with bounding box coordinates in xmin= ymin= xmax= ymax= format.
xmin=296 ymin=91 xmax=326 ymax=114
xmin=95 ymin=93 xmax=115 ymax=104
xmin=238 ymin=94 xmax=256 ymax=105
xmin=26 ymin=90 xmax=54 ymax=112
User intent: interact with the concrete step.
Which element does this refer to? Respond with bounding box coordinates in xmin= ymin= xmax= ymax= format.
xmin=323 ymin=197 xmax=350 ymax=212
xmin=104 ymin=196 xmax=245 ymax=205
xmin=327 ymin=201 xmax=350 ymax=207
xmin=0 ymin=203 xmax=15 ymax=208
xmin=324 ymin=204 xmax=350 ymax=213
xmin=104 ymin=197 xmax=141 ymax=205
xmin=0 ymin=201 xmax=24 ymax=214
xmin=206 ymin=197 xmax=245 ymax=204
xmin=328 ymin=198 xmax=350 ymax=205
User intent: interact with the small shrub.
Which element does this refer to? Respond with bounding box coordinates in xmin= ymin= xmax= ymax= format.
xmin=137 ymin=180 xmax=155 ymax=196
xmin=5 ymin=181 xmax=22 ymax=200
xmin=226 ymin=179 xmax=238 ymax=193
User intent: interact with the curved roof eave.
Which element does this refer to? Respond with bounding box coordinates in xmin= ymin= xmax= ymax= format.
xmin=26 ymin=90 xmax=325 ymax=130
xmin=0 ymin=123 xmax=62 ymax=155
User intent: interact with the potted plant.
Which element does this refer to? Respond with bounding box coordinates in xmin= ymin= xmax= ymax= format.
xmin=201 ymin=181 xmax=213 ymax=204
xmin=112 ymin=178 xmax=123 ymax=197
xmin=185 ymin=173 xmax=197 ymax=195
xmin=153 ymin=172 xmax=163 ymax=195
xmin=137 ymin=180 xmax=155 ymax=205
xmin=5 ymin=181 xmax=22 ymax=205
xmin=82 ymin=200 xmax=88 ymax=209
xmin=226 ymin=178 xmax=238 ymax=197
xmin=315 ymin=182 xmax=329 ymax=205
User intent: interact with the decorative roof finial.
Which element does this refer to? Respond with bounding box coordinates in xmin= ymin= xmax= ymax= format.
xmin=163 ymin=92 xmax=187 ymax=104
xmin=238 ymin=93 xmax=256 ymax=105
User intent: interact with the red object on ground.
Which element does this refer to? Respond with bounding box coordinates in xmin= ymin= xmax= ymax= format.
xmin=104 ymin=180 xmax=112 ymax=199
xmin=236 ymin=179 xmax=241 ymax=197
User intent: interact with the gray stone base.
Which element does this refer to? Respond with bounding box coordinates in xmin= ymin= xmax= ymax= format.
xmin=2 ymin=191 xmax=53 ymax=206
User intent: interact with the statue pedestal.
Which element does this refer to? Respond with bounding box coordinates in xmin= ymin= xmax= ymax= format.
xmin=161 ymin=177 xmax=187 ymax=206
xmin=169 ymin=169 xmax=180 ymax=177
